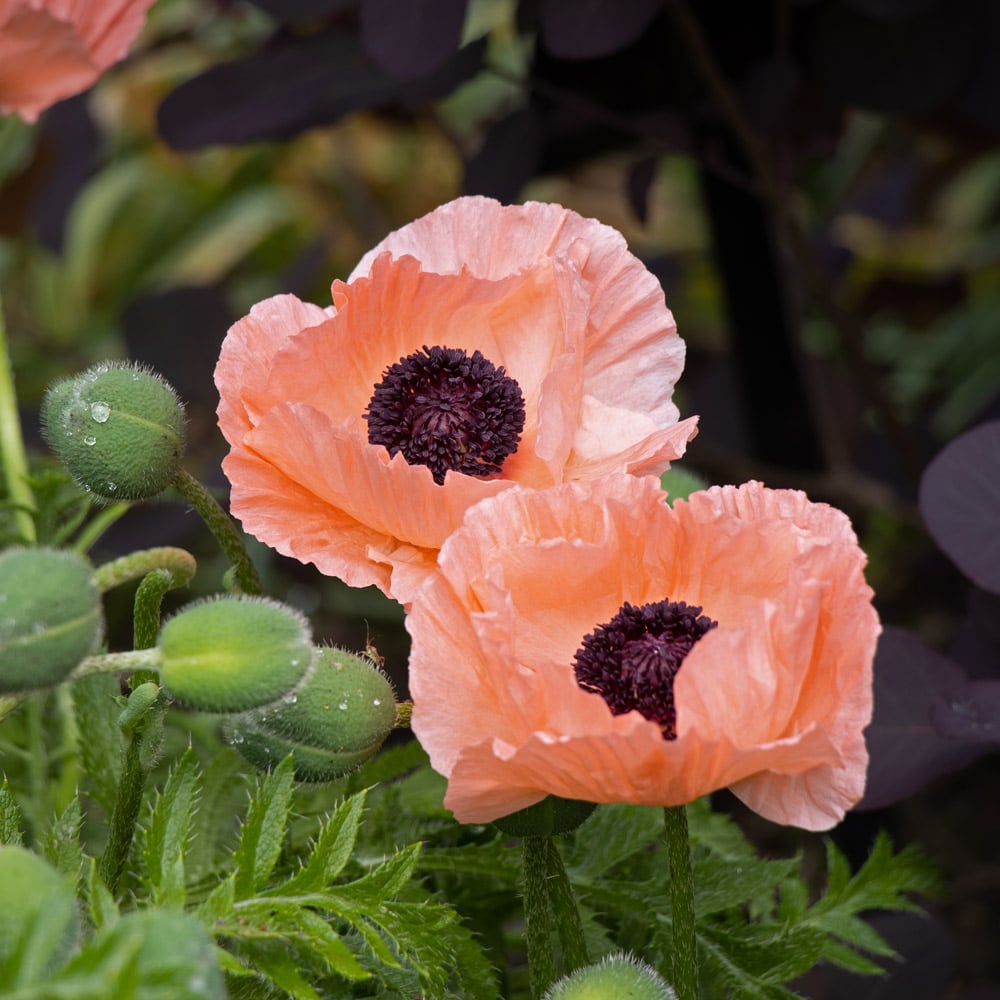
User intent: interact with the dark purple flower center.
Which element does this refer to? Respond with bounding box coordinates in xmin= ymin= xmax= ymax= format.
xmin=573 ymin=599 xmax=718 ymax=740
xmin=364 ymin=345 xmax=526 ymax=486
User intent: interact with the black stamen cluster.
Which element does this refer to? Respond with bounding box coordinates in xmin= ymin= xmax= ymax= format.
xmin=573 ymin=600 xmax=718 ymax=740
xmin=364 ymin=345 xmax=525 ymax=485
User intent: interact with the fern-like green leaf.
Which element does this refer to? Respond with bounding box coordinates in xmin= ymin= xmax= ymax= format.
xmin=234 ymin=755 xmax=294 ymax=900
xmin=142 ymin=746 xmax=200 ymax=907
xmin=71 ymin=673 xmax=123 ymax=814
xmin=281 ymin=789 xmax=367 ymax=895
xmin=43 ymin=795 xmax=83 ymax=884
xmin=0 ymin=778 xmax=24 ymax=845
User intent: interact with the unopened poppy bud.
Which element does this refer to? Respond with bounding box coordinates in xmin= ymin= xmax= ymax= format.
xmin=492 ymin=796 xmax=597 ymax=837
xmin=0 ymin=846 xmax=79 ymax=972
xmin=543 ymin=953 xmax=677 ymax=1000
xmin=225 ymin=646 xmax=396 ymax=781
xmin=159 ymin=596 xmax=313 ymax=713
xmin=42 ymin=361 xmax=186 ymax=501
xmin=0 ymin=547 xmax=103 ymax=693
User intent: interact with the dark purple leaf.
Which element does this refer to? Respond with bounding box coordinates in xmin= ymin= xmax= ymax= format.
xmin=626 ymin=155 xmax=657 ymax=225
xmin=949 ymin=588 xmax=1000 ymax=679
xmin=157 ymin=29 xmax=484 ymax=149
xmin=919 ymin=421 xmax=1000 ymax=594
xmin=931 ymin=680 xmax=1000 ymax=744
xmin=539 ymin=0 xmax=661 ymax=60
xmin=361 ymin=0 xmax=468 ymax=80
xmin=462 ymin=107 xmax=542 ymax=203
xmin=807 ymin=0 xmax=972 ymax=114
xmin=857 ymin=627 xmax=985 ymax=810
xmin=239 ymin=0 xmax=356 ymax=22
xmin=843 ymin=0 xmax=945 ymax=17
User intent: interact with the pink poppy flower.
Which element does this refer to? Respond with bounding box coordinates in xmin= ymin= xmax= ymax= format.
xmin=215 ymin=197 xmax=698 ymax=604
xmin=0 ymin=0 xmax=156 ymax=122
xmin=407 ymin=477 xmax=878 ymax=831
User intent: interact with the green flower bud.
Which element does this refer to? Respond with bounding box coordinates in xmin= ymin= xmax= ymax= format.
xmin=0 ymin=547 xmax=103 ymax=693
xmin=226 ymin=646 xmax=396 ymax=781
xmin=159 ymin=596 xmax=313 ymax=713
xmin=543 ymin=953 xmax=677 ymax=1000
xmin=0 ymin=845 xmax=79 ymax=973
xmin=42 ymin=361 xmax=186 ymax=501
xmin=492 ymin=796 xmax=597 ymax=837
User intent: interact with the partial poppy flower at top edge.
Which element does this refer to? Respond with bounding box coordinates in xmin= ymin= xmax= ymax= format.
xmin=407 ymin=477 xmax=878 ymax=831
xmin=0 ymin=0 xmax=157 ymax=122
xmin=215 ymin=197 xmax=699 ymax=604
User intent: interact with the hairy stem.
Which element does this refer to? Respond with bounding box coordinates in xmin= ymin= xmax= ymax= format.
xmin=522 ymin=836 xmax=557 ymax=999
xmin=172 ymin=468 xmax=262 ymax=595
xmin=664 ymin=805 xmax=698 ymax=1000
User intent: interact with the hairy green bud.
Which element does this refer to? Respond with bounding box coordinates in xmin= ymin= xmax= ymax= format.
xmin=492 ymin=796 xmax=597 ymax=837
xmin=543 ymin=953 xmax=677 ymax=1000
xmin=159 ymin=596 xmax=313 ymax=713
xmin=0 ymin=547 xmax=103 ymax=693
xmin=0 ymin=846 xmax=80 ymax=973
xmin=42 ymin=361 xmax=186 ymax=501
xmin=226 ymin=646 xmax=396 ymax=781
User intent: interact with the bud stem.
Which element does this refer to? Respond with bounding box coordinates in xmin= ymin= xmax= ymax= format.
xmin=522 ymin=835 xmax=589 ymax=998
xmin=664 ymin=805 xmax=698 ymax=1000
xmin=0 ymin=293 xmax=37 ymax=544
xmin=393 ymin=700 xmax=413 ymax=728
xmin=71 ymin=648 xmax=163 ymax=680
xmin=94 ymin=547 xmax=197 ymax=594
xmin=171 ymin=468 xmax=262 ymax=595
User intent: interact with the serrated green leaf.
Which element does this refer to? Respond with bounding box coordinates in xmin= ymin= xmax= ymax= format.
xmin=288 ymin=908 xmax=370 ymax=981
xmin=824 ymin=839 xmax=853 ymax=897
xmin=43 ymin=797 xmax=83 ymax=884
xmin=281 ymin=790 xmax=367 ymax=895
xmin=239 ymin=942 xmax=322 ymax=1000
xmin=84 ymin=856 xmax=119 ymax=931
xmin=819 ymin=937 xmax=890 ymax=976
xmin=0 ymin=778 xmax=24 ymax=845
xmin=197 ymin=875 xmax=237 ymax=926
xmin=565 ymin=803 xmax=662 ymax=879
xmin=338 ymin=843 xmax=421 ymax=900
xmin=142 ymin=747 xmax=200 ymax=908
xmin=187 ymin=750 xmax=247 ymax=879
xmin=686 ymin=796 xmax=758 ymax=863
xmin=234 ymin=756 xmax=295 ymax=900
xmin=693 ymin=855 xmax=800 ymax=918
xmin=72 ymin=673 xmax=123 ymax=814
xmin=418 ymin=836 xmax=521 ymax=883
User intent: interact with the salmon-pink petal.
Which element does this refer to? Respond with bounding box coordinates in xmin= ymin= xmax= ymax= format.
xmin=408 ymin=475 xmax=878 ymax=831
xmin=353 ymin=197 xmax=689 ymax=475
xmin=233 ymin=402 xmax=515 ymax=600
xmin=216 ymin=294 xmax=334 ymax=443
xmin=0 ymin=0 xmax=155 ymax=121
xmin=216 ymin=197 xmax=697 ymax=601
xmin=258 ymin=253 xmax=588 ymax=488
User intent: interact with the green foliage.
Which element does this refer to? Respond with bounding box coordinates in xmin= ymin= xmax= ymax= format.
xmin=0 ymin=780 xmax=23 ymax=846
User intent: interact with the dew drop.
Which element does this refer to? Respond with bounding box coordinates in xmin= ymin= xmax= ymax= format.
xmin=83 ymin=435 xmax=97 ymax=446
xmin=90 ymin=401 xmax=111 ymax=423
xmin=338 ymin=701 xmax=348 ymax=711
xmin=373 ymin=698 xmax=381 ymax=706
xmin=105 ymin=482 xmax=117 ymax=493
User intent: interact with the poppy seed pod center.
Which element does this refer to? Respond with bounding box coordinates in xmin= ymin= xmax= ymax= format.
xmin=364 ymin=345 xmax=525 ymax=485
xmin=573 ymin=600 xmax=717 ymax=739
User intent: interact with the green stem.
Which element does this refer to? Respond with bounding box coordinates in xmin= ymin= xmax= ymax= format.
xmin=171 ymin=467 xmax=262 ymax=595
xmin=0 ymin=292 xmax=37 ymax=543
xmin=522 ymin=837 xmax=556 ymax=999
xmin=664 ymin=805 xmax=698 ymax=1000
xmin=132 ymin=568 xmax=183 ymax=686
xmin=69 ymin=648 xmax=162 ymax=681
xmin=94 ymin=546 xmax=197 ymax=594
xmin=541 ymin=837 xmax=589 ymax=974
xmin=99 ymin=718 xmax=155 ymax=895
xmin=25 ymin=697 xmax=47 ymax=842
